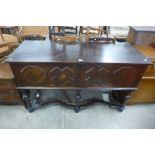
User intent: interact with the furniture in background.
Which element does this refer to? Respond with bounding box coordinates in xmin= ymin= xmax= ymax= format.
xmin=127 ymin=26 xmax=155 ymax=45
xmin=128 ymin=45 xmax=155 ymax=103
xmin=0 ymin=62 xmax=21 ymax=104
xmin=18 ymin=26 xmax=49 ymax=41
xmin=0 ymin=29 xmax=20 ymax=58
xmin=6 ymin=40 xmax=150 ymax=113
xmin=53 ymin=36 xmax=80 ymax=42
xmin=0 ymin=42 xmax=11 ymax=60
xmin=79 ymin=26 xmax=104 ymax=41
xmin=49 ymin=26 xmax=65 ymax=40
xmin=64 ymin=26 xmax=78 ymax=35
xmin=80 ymin=26 xmax=104 ymax=36
xmin=0 ymin=28 xmax=21 ymax=105
xmin=0 ymin=26 xmax=18 ymax=35
xmin=127 ymin=26 xmax=155 ymax=104
xmin=88 ymin=34 xmax=115 ymax=43
xmin=0 ymin=29 xmax=9 ymax=59
xmin=49 ymin=26 xmax=78 ymax=41
xmin=107 ymin=26 xmax=129 ymax=42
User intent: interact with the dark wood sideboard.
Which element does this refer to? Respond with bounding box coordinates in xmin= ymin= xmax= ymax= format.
xmin=6 ymin=40 xmax=150 ymax=112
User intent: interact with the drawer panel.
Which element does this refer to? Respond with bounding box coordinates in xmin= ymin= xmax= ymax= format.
xmin=0 ymin=94 xmax=21 ymax=103
xmin=143 ymin=72 xmax=155 ymax=77
xmin=78 ymin=64 xmax=147 ymax=88
xmin=0 ymin=88 xmax=18 ymax=95
xmin=11 ymin=63 xmax=77 ymax=87
xmin=0 ymin=79 xmax=21 ymax=104
xmin=0 ymin=80 xmax=16 ymax=88
xmin=0 ymin=79 xmax=18 ymax=94
xmin=10 ymin=63 xmax=147 ymax=88
xmin=145 ymin=64 xmax=155 ymax=72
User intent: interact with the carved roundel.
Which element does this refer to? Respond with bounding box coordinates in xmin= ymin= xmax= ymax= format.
xmin=20 ymin=66 xmax=47 ymax=86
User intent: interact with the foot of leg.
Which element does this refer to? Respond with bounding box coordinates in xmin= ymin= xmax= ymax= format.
xmin=32 ymin=90 xmax=41 ymax=105
xmin=117 ymin=105 xmax=125 ymax=112
xmin=19 ymin=90 xmax=33 ymax=113
xmin=74 ymin=106 xmax=80 ymax=113
xmin=27 ymin=106 xmax=34 ymax=113
xmin=74 ymin=90 xmax=81 ymax=113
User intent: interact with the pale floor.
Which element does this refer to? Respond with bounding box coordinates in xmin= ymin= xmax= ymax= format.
xmin=0 ymin=90 xmax=155 ymax=129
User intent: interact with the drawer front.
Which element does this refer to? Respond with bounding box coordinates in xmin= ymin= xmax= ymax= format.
xmin=0 ymin=88 xmax=18 ymax=95
xmin=78 ymin=64 xmax=146 ymax=88
xmin=0 ymin=79 xmax=18 ymax=94
xmin=0 ymin=94 xmax=21 ymax=104
xmin=10 ymin=63 xmax=147 ymax=89
xmin=0 ymin=80 xmax=16 ymax=88
xmin=0 ymin=79 xmax=21 ymax=104
xmin=11 ymin=63 xmax=77 ymax=87
xmin=0 ymin=88 xmax=21 ymax=104
xmin=144 ymin=72 xmax=155 ymax=77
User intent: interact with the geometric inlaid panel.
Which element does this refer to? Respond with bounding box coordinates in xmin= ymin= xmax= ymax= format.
xmin=10 ymin=63 xmax=146 ymax=88
xmin=82 ymin=66 xmax=112 ymax=86
xmin=20 ymin=66 xmax=47 ymax=86
xmin=111 ymin=66 xmax=137 ymax=87
xmin=80 ymin=64 xmax=139 ymax=88
xmin=48 ymin=66 xmax=75 ymax=86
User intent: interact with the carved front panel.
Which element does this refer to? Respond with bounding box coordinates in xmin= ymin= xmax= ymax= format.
xmin=10 ymin=63 xmax=146 ymax=88
xmin=11 ymin=63 xmax=76 ymax=87
xmin=20 ymin=66 xmax=47 ymax=86
xmin=78 ymin=65 xmax=112 ymax=87
xmin=78 ymin=64 xmax=146 ymax=88
xmin=47 ymin=66 xmax=76 ymax=87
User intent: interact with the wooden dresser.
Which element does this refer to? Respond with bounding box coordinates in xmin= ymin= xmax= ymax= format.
xmin=128 ymin=45 xmax=155 ymax=103
xmin=6 ymin=41 xmax=150 ymax=112
xmin=0 ymin=63 xmax=21 ymax=104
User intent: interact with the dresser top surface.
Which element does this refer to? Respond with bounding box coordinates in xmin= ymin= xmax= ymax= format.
xmin=131 ymin=26 xmax=155 ymax=32
xmin=6 ymin=40 xmax=150 ymax=64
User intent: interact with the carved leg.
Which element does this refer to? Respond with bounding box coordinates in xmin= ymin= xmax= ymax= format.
xmin=74 ymin=90 xmax=81 ymax=113
xmin=19 ymin=90 xmax=33 ymax=113
xmin=111 ymin=90 xmax=131 ymax=103
xmin=109 ymin=90 xmax=131 ymax=112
